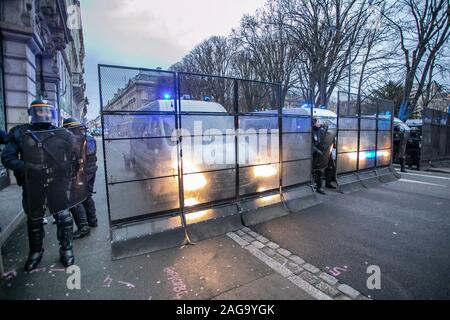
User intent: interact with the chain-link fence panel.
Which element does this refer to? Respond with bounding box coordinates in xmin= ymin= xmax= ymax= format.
xmin=336 ymin=92 xmax=359 ymax=174
xmin=420 ymin=108 xmax=450 ymax=168
xmin=281 ymin=89 xmax=312 ymax=188
xmin=178 ymin=73 xmax=237 ymax=210
xmin=100 ymin=65 xmax=316 ymax=258
xmin=376 ymin=99 xmax=394 ymax=167
xmin=99 ymin=65 xmax=180 ymax=225
xmin=336 ymin=92 xmax=395 ymax=192
xmin=237 ymin=79 xmax=281 ymax=196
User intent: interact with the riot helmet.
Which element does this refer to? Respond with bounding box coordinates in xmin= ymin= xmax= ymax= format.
xmin=63 ymin=117 xmax=82 ymax=128
xmin=29 ymin=99 xmax=58 ymax=125
xmin=313 ymin=116 xmax=322 ymax=128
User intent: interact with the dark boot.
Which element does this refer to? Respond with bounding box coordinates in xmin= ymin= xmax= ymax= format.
xmin=70 ymin=205 xmax=90 ymax=239
xmin=24 ymin=219 xmax=45 ymax=272
xmin=325 ymin=181 xmax=336 ymax=189
xmin=55 ymin=211 xmax=75 ymax=268
xmin=88 ymin=218 xmax=97 ymax=228
xmin=73 ymin=226 xmax=90 ymax=239
xmin=315 ymin=173 xmax=326 ymax=195
xmin=400 ymin=158 xmax=407 ymax=173
xmin=83 ymin=196 xmax=98 ymax=228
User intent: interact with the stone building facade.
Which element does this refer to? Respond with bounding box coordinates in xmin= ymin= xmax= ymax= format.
xmin=103 ymin=71 xmax=161 ymax=112
xmin=0 ymin=0 xmax=86 ymax=189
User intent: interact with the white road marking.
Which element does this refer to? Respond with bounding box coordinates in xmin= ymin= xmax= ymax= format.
xmin=398 ymin=178 xmax=444 ymax=187
xmin=401 ymin=172 xmax=450 ymax=181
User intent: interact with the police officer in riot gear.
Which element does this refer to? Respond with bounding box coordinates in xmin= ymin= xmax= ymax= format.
xmin=324 ymin=155 xmax=337 ymax=189
xmin=312 ymin=117 xmax=326 ymax=194
xmin=394 ymin=123 xmax=410 ymax=173
xmin=406 ymin=126 xmax=421 ymax=170
xmin=1 ymin=99 xmax=76 ymax=271
xmin=63 ymin=117 xmax=98 ymax=239
xmin=0 ymin=129 xmax=7 ymax=145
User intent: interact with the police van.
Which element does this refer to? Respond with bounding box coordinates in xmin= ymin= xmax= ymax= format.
xmin=126 ymin=99 xmax=284 ymax=206
xmin=312 ymin=108 xmax=337 ymax=127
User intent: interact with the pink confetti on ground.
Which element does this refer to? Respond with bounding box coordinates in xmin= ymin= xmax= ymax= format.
xmin=103 ymin=275 xmax=113 ymax=288
xmin=326 ymin=266 xmax=349 ymax=277
xmin=164 ymin=266 xmax=188 ymax=299
xmin=2 ymin=270 xmax=17 ymax=280
xmin=118 ymin=281 xmax=135 ymax=289
xmin=29 ymin=268 xmax=46 ymax=274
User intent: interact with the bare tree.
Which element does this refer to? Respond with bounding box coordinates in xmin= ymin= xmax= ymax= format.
xmin=420 ymin=44 xmax=450 ymax=110
xmin=383 ymin=0 xmax=450 ymax=120
xmin=277 ymin=0 xmax=373 ymax=107
xmin=231 ymin=0 xmax=299 ymax=101
xmin=354 ymin=1 xmax=400 ymax=98
xmin=170 ymin=36 xmax=236 ymax=108
xmin=170 ymin=36 xmax=235 ymax=76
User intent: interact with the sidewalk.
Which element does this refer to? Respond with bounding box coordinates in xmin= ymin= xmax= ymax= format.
xmin=0 ymin=184 xmax=24 ymax=231
xmin=0 ymin=184 xmax=26 ymax=276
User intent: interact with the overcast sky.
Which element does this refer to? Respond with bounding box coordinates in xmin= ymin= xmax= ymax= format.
xmin=80 ymin=0 xmax=266 ymax=119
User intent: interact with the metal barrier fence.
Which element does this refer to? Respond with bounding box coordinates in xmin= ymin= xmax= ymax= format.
xmin=98 ymin=65 xmax=314 ymax=259
xmin=336 ymin=92 xmax=398 ymax=193
xmin=420 ymin=108 xmax=450 ymax=169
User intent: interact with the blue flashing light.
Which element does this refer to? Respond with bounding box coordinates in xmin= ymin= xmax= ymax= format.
xmin=364 ymin=151 xmax=376 ymax=159
xmin=163 ymin=93 xmax=171 ymax=100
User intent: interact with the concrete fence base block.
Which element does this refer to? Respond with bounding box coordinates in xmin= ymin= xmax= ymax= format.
xmin=110 ymin=204 xmax=244 ymax=259
xmin=377 ymin=166 xmax=399 ymax=183
xmin=241 ymin=185 xmax=318 ymax=226
xmin=111 ymin=225 xmax=187 ymax=260
xmin=186 ymin=205 xmax=243 ymax=242
xmin=109 ymin=186 xmax=320 ymax=258
xmin=419 ymin=160 xmax=431 ymax=171
xmin=240 ymin=192 xmax=286 ymax=227
xmin=336 ymin=173 xmax=363 ymax=194
xmin=241 ymin=203 xmax=290 ymax=227
xmin=282 ymin=185 xmax=320 ymax=213
xmin=430 ymin=159 xmax=450 ymax=168
xmin=359 ymin=170 xmax=380 ymax=189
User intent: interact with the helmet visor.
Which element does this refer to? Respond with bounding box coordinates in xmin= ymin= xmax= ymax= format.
xmin=30 ymin=106 xmax=58 ymax=125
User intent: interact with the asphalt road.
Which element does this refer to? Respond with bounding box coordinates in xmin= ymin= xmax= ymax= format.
xmin=253 ymin=168 xmax=450 ymax=299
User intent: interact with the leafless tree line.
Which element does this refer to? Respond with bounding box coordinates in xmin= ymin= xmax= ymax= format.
xmin=170 ymin=0 xmax=449 ymax=120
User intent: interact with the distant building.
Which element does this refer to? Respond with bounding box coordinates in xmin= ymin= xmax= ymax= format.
xmin=0 ymin=0 xmax=86 ymax=189
xmin=103 ymin=71 xmax=164 ymax=112
xmin=86 ymin=115 xmax=101 ymax=131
